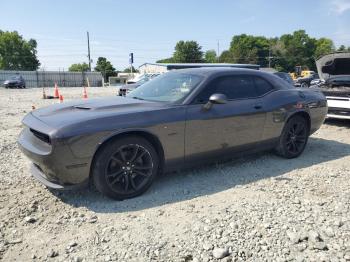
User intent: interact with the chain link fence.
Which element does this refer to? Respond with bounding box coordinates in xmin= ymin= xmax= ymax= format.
xmin=0 ymin=70 xmax=103 ymax=88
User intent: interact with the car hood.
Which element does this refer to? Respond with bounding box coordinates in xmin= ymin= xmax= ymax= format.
xmin=316 ymin=52 xmax=350 ymax=81
xmin=29 ymin=96 xmax=164 ymax=131
xmin=4 ymin=79 xmax=19 ymax=84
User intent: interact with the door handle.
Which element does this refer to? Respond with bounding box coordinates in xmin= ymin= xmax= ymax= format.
xmin=254 ymin=105 xmax=262 ymax=110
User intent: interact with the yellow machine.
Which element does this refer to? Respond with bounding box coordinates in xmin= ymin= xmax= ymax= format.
xmin=289 ymin=66 xmax=314 ymax=80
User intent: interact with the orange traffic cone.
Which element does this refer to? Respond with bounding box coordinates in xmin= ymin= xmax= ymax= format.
xmin=82 ymin=86 xmax=88 ymax=99
xmin=59 ymin=94 xmax=64 ymax=103
xmin=42 ymin=87 xmax=47 ymax=99
xmin=54 ymin=83 xmax=60 ymax=98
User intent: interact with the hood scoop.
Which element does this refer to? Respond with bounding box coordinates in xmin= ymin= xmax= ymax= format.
xmin=74 ymin=106 xmax=92 ymax=110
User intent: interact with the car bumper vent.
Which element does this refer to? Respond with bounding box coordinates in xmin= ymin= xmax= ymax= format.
xmin=30 ymin=128 xmax=51 ymax=144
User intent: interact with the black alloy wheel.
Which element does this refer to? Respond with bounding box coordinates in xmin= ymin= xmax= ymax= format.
xmin=275 ymin=115 xmax=309 ymax=158
xmin=93 ymin=136 xmax=159 ymax=200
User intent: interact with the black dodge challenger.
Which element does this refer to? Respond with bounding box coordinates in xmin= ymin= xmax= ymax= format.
xmin=18 ymin=68 xmax=328 ymax=200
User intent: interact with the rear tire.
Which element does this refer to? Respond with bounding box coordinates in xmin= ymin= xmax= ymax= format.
xmin=275 ymin=115 xmax=309 ymax=158
xmin=92 ymin=136 xmax=159 ymax=200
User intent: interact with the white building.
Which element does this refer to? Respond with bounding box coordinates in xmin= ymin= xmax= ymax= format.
xmin=138 ymin=63 xmax=260 ymax=74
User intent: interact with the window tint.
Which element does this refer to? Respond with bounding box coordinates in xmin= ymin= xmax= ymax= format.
xmin=253 ymin=77 xmax=274 ymax=96
xmin=195 ymin=76 xmax=257 ymax=103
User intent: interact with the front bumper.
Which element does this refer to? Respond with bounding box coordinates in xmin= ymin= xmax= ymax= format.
xmin=326 ymin=96 xmax=350 ymax=119
xmin=30 ymin=163 xmax=88 ymax=190
xmin=18 ymin=125 xmax=91 ymax=188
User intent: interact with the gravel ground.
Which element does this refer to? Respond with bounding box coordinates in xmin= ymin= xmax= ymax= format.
xmin=0 ymin=87 xmax=350 ymax=262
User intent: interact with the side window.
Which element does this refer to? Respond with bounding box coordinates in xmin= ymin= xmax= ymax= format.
xmin=253 ymin=77 xmax=274 ymax=96
xmin=194 ymin=75 xmax=257 ymax=103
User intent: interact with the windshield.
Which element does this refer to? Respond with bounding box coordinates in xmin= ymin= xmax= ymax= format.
xmin=11 ymin=76 xmax=21 ymax=80
xmin=126 ymin=72 xmax=203 ymax=102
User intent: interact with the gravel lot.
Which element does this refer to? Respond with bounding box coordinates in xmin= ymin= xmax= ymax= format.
xmin=0 ymin=87 xmax=350 ymax=262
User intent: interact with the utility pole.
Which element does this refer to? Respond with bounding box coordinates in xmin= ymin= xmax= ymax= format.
xmin=87 ymin=31 xmax=91 ymax=71
xmin=217 ymin=40 xmax=220 ymax=62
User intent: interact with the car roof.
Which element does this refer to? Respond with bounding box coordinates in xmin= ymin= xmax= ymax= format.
xmin=172 ymin=67 xmax=271 ymax=78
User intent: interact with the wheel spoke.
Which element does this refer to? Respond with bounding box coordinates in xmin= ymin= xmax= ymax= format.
xmin=109 ymin=171 xmax=124 ymax=185
xmin=133 ymin=169 xmax=149 ymax=177
xmin=135 ymin=151 xmax=147 ymax=162
xmin=134 ymin=165 xmax=153 ymax=170
xmin=129 ymin=176 xmax=138 ymax=190
xmin=129 ymin=145 xmax=140 ymax=162
xmin=107 ymin=169 xmax=123 ymax=178
xmin=118 ymin=148 xmax=127 ymax=162
xmin=123 ymin=175 xmax=129 ymax=191
xmin=111 ymin=156 xmax=123 ymax=165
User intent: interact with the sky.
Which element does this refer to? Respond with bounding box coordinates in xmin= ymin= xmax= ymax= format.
xmin=1 ymin=0 xmax=350 ymax=71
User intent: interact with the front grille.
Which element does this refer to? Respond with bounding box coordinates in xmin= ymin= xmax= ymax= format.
xmin=30 ymin=129 xmax=51 ymax=144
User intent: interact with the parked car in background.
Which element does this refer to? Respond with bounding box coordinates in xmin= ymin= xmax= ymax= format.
xmin=312 ymin=52 xmax=350 ymax=119
xmin=18 ymin=68 xmax=327 ymax=200
xmin=274 ymin=72 xmax=295 ymax=86
xmin=3 ymin=75 xmax=26 ymax=88
xmin=294 ymin=73 xmax=319 ymax=88
xmin=310 ymin=78 xmax=324 ymax=86
xmin=118 ymin=74 xmax=160 ymax=96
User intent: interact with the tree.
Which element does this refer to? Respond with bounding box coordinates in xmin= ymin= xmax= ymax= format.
xmin=0 ymin=30 xmax=40 ymax=70
xmin=156 ymin=57 xmax=175 ymax=63
xmin=218 ymin=50 xmax=234 ymax=63
xmin=204 ymin=50 xmax=217 ymax=63
xmin=338 ymin=45 xmax=347 ymax=52
xmin=315 ymin=38 xmax=334 ymax=58
xmin=94 ymin=57 xmax=115 ymax=81
xmin=173 ymin=41 xmax=203 ymax=63
xmin=68 ymin=62 xmax=90 ymax=72
xmin=123 ymin=66 xmax=139 ymax=73
xmin=274 ymin=30 xmax=317 ymax=71
xmin=229 ymin=34 xmax=270 ymax=67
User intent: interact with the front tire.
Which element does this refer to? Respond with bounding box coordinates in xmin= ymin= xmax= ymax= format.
xmin=301 ymin=82 xmax=308 ymax=88
xmin=92 ymin=136 xmax=159 ymax=200
xmin=275 ymin=115 xmax=309 ymax=158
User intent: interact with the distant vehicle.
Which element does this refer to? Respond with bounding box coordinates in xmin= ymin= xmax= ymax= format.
xmin=295 ymin=73 xmax=320 ymax=88
xmin=310 ymin=78 xmax=324 ymax=86
xmin=118 ymin=74 xmax=160 ymax=96
xmin=312 ymin=52 xmax=350 ymax=119
xmin=274 ymin=72 xmax=295 ymax=86
xmin=3 ymin=75 xmax=26 ymax=88
xmin=18 ymin=68 xmax=327 ymax=200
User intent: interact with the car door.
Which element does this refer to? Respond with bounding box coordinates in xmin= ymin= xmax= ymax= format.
xmin=184 ymin=75 xmax=267 ymax=165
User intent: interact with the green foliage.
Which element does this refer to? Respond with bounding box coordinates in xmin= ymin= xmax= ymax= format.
xmin=0 ymin=30 xmax=40 ymax=70
xmin=337 ymin=45 xmax=350 ymax=52
xmin=315 ymin=38 xmax=334 ymax=58
xmin=218 ymin=50 xmax=234 ymax=63
xmin=156 ymin=30 xmax=348 ymax=72
xmin=123 ymin=66 xmax=139 ymax=73
xmin=229 ymin=34 xmax=270 ymax=67
xmin=94 ymin=57 xmax=115 ymax=80
xmin=173 ymin=41 xmax=203 ymax=63
xmin=68 ymin=62 xmax=90 ymax=72
xmin=156 ymin=57 xmax=175 ymax=63
xmin=204 ymin=50 xmax=217 ymax=63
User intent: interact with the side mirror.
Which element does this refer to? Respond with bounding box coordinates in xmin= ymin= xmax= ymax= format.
xmin=203 ymin=93 xmax=227 ymax=110
xmin=209 ymin=93 xmax=227 ymax=104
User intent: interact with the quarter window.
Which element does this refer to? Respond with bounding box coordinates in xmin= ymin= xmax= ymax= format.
xmin=253 ymin=77 xmax=274 ymax=96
